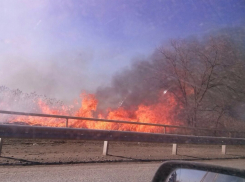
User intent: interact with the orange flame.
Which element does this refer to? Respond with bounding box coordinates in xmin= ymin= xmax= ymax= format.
xmin=4 ymin=91 xmax=181 ymax=133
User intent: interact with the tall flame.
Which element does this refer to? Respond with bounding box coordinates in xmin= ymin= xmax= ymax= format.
xmin=2 ymin=89 xmax=181 ymax=133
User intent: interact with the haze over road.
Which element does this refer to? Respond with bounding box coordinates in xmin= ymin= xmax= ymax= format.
xmin=1 ymin=159 xmax=245 ymax=182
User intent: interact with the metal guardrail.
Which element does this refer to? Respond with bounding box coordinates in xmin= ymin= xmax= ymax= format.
xmin=0 ymin=110 xmax=244 ymax=135
xmin=0 ymin=124 xmax=245 ymax=145
xmin=0 ymin=110 xmax=245 ymax=156
xmin=0 ymin=124 xmax=245 ymax=156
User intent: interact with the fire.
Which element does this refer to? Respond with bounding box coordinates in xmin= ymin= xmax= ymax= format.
xmin=1 ymin=89 xmax=181 ymax=133
xmin=7 ymin=99 xmax=69 ymax=127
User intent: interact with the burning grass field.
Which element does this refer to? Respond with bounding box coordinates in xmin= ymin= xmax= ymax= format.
xmin=1 ymin=139 xmax=245 ymax=166
xmin=1 ymin=85 xmax=245 ymax=166
xmin=0 ymin=86 xmax=182 ymax=133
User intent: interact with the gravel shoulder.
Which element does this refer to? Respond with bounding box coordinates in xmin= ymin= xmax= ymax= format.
xmin=0 ymin=139 xmax=245 ymax=166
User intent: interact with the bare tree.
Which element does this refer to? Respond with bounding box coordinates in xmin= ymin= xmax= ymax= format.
xmin=154 ymin=35 xmax=245 ymax=128
xmin=96 ymin=28 xmax=245 ymax=132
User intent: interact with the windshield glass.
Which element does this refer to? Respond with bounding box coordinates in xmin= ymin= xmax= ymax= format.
xmin=1 ymin=0 xmax=245 ymax=132
xmin=0 ymin=1 xmax=245 ymax=181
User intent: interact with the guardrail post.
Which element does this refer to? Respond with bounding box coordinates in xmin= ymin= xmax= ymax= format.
xmin=103 ymin=141 xmax=109 ymax=155
xmin=222 ymin=145 xmax=226 ymax=154
xmin=0 ymin=138 xmax=3 ymax=156
xmin=172 ymin=143 xmax=178 ymax=155
xmin=163 ymin=127 xmax=166 ymax=134
xmin=66 ymin=118 xmax=69 ymax=127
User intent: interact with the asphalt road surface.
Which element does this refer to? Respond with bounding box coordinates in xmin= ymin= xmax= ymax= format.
xmin=1 ymin=159 xmax=245 ymax=182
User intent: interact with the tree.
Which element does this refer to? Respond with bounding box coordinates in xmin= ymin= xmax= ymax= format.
xmin=96 ymin=28 xmax=245 ymax=131
xmin=153 ymin=35 xmax=245 ymax=128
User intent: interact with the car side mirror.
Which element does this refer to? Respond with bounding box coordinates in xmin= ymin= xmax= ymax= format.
xmin=152 ymin=161 xmax=245 ymax=182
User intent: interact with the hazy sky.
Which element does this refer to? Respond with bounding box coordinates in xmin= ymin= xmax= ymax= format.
xmin=0 ymin=0 xmax=244 ymax=101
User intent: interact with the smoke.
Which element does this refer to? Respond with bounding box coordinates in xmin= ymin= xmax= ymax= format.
xmin=0 ymin=86 xmax=70 ymax=124
xmin=95 ymin=55 xmax=166 ymax=111
xmin=0 ymin=48 xmax=110 ymax=103
xmin=95 ymin=27 xmax=245 ymax=123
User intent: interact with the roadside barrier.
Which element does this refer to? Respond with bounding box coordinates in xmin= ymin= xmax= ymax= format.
xmin=0 ymin=110 xmax=245 ymax=156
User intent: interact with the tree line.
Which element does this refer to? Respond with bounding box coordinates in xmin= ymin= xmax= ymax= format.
xmin=96 ymin=27 xmax=245 ymax=130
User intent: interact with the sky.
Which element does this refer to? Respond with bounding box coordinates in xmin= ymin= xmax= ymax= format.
xmin=0 ymin=0 xmax=244 ymax=102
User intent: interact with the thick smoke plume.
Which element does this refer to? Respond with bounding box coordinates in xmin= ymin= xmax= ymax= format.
xmin=1 ymin=27 xmax=245 ymax=132
xmin=96 ymin=27 xmax=245 ymax=128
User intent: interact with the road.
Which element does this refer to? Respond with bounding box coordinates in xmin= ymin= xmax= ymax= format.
xmin=0 ymin=159 xmax=245 ymax=182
